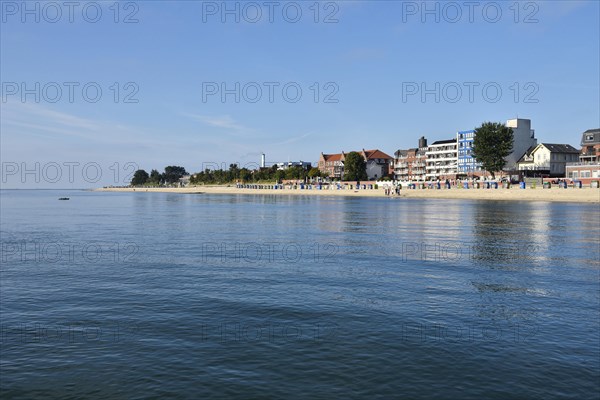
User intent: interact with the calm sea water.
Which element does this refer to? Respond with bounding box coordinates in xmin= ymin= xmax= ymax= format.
xmin=1 ymin=190 xmax=599 ymax=399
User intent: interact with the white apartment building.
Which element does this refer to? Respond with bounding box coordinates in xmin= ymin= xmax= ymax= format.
xmin=426 ymin=139 xmax=458 ymax=180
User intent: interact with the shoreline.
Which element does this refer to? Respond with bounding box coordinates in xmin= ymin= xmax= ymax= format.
xmin=96 ymin=185 xmax=600 ymax=203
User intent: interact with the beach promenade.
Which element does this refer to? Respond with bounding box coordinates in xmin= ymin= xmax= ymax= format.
xmin=97 ymin=185 xmax=600 ymax=203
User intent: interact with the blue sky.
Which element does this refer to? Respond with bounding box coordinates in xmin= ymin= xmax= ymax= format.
xmin=1 ymin=0 xmax=599 ymax=187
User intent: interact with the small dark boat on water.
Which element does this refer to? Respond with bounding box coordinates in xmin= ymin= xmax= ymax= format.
xmin=58 ymin=197 xmax=70 ymax=200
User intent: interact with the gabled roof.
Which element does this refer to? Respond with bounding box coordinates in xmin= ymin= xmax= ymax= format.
xmin=321 ymin=153 xmax=344 ymax=162
xmin=539 ymin=143 xmax=579 ymax=154
xmin=517 ymin=145 xmax=537 ymax=163
xmin=363 ymin=149 xmax=393 ymax=160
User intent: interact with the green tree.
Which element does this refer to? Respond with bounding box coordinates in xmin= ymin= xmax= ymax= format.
xmin=274 ymin=169 xmax=286 ymax=183
xmin=239 ymin=168 xmax=252 ymax=182
xmin=148 ymin=169 xmax=163 ymax=185
xmin=131 ymin=169 xmax=149 ymax=186
xmin=343 ymin=151 xmax=367 ymax=181
xmin=285 ymin=166 xmax=303 ymax=180
xmin=472 ymin=122 xmax=514 ymax=178
xmin=308 ymin=167 xmax=321 ymax=178
xmin=228 ymin=164 xmax=240 ymax=181
xmin=163 ymin=166 xmax=188 ymax=184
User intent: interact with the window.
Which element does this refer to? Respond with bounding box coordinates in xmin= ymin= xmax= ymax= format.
xmin=586 ymin=135 xmax=594 ymax=141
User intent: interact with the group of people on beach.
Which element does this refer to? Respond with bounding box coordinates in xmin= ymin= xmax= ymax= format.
xmin=384 ymin=186 xmax=401 ymax=196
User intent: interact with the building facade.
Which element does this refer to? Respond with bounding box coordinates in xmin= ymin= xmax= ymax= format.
xmin=457 ymin=129 xmax=482 ymax=177
xmin=505 ymin=118 xmax=538 ymax=170
xmin=363 ymin=149 xmax=393 ymax=180
xmin=454 ymin=118 xmax=537 ymax=177
xmin=318 ymin=149 xmax=392 ymax=180
xmin=517 ymin=143 xmax=580 ymax=177
xmin=318 ymin=153 xmax=344 ymax=179
xmin=276 ymin=161 xmax=312 ymax=171
xmin=426 ymin=139 xmax=458 ymax=180
xmin=393 ymin=149 xmax=412 ymax=181
xmin=565 ymin=164 xmax=600 ymax=184
xmin=411 ymin=148 xmax=427 ymax=181
xmin=393 ymin=136 xmax=427 ymax=181
xmin=565 ymin=128 xmax=600 ymax=184
xmin=579 ymin=128 xmax=600 ymax=163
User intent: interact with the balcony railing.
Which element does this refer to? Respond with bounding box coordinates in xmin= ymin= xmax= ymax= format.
xmin=566 ymin=162 xmax=600 ymax=167
xmin=518 ymin=165 xmax=549 ymax=171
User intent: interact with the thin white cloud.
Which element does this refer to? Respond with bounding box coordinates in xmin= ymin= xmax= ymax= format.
xmin=271 ymin=131 xmax=313 ymax=146
xmin=180 ymin=112 xmax=250 ymax=132
xmin=2 ymin=101 xmax=101 ymax=134
xmin=1 ymin=101 xmax=162 ymax=147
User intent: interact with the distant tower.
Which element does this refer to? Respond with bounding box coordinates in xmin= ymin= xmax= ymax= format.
xmin=419 ymin=136 xmax=427 ymax=148
xmin=261 ymin=153 xmax=266 ymax=168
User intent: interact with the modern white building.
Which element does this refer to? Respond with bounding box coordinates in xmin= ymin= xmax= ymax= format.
xmin=505 ymin=118 xmax=538 ymax=170
xmin=426 ymin=139 xmax=458 ymax=180
xmin=276 ymin=161 xmax=312 ymax=171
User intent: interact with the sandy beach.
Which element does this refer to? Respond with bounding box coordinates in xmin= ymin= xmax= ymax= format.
xmin=97 ymin=185 xmax=600 ymax=203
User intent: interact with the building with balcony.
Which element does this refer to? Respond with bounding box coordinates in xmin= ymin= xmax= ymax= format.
xmin=455 ymin=118 xmax=537 ymax=178
xmin=457 ymin=129 xmax=483 ymax=178
xmin=578 ymin=128 xmax=600 ymax=163
xmin=517 ymin=143 xmax=580 ymax=177
xmin=393 ymin=149 xmax=411 ymax=181
xmin=426 ymin=139 xmax=458 ymax=180
xmin=318 ymin=153 xmax=344 ymax=179
xmin=393 ymin=136 xmax=427 ymax=181
xmin=393 ymin=148 xmax=428 ymax=181
xmin=411 ymin=149 xmax=428 ymax=181
xmin=564 ymin=128 xmax=600 ymax=184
